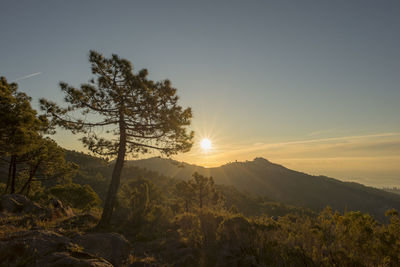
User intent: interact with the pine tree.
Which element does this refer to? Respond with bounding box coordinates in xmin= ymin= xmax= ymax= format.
xmin=0 ymin=77 xmax=49 ymax=193
xmin=175 ymin=180 xmax=194 ymax=212
xmin=189 ymin=172 xmax=216 ymax=209
xmin=40 ymin=51 xmax=193 ymax=227
xmin=17 ymin=137 xmax=77 ymax=196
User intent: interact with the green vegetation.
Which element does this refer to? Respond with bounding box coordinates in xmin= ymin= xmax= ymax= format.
xmin=129 ymin=157 xmax=400 ymax=222
xmin=1 ymin=51 xmax=400 ymax=266
xmin=0 ymin=77 xmax=50 ymax=194
xmin=40 ymin=51 xmax=193 ymax=227
xmin=109 ymin=171 xmax=400 ymax=266
xmin=47 ymin=152 xmax=400 ymax=265
xmin=47 ymin=183 xmax=101 ymax=210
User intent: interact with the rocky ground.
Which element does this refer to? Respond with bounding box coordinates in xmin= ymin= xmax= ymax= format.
xmin=0 ymin=194 xmax=133 ymax=267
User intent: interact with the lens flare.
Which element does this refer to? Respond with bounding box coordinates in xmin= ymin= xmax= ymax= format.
xmin=200 ymin=138 xmax=212 ymax=150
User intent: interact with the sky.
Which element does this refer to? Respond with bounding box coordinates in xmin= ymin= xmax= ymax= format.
xmin=1 ymin=0 xmax=399 ymax=187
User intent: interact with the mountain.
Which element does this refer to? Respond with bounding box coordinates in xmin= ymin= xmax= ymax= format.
xmin=127 ymin=157 xmax=400 ymax=221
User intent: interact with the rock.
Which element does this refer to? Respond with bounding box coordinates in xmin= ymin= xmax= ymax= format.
xmin=129 ymin=262 xmax=160 ymax=267
xmin=0 ymin=241 xmax=37 ymax=266
xmin=38 ymin=251 xmax=113 ymax=267
xmin=4 ymin=194 xmax=30 ymax=205
xmin=73 ymin=232 xmax=131 ymax=267
xmin=0 ymin=230 xmax=122 ymax=266
xmin=0 ymin=194 xmax=24 ymax=213
xmin=48 ymin=198 xmax=74 ymax=218
xmin=0 ymin=194 xmax=48 ymax=215
xmin=4 ymin=230 xmax=73 ymax=256
xmin=25 ymin=201 xmax=48 ymax=215
xmin=0 ymin=231 xmax=74 ymax=266
xmin=60 ymin=214 xmax=98 ymax=228
xmin=0 ymin=194 xmax=74 ymax=218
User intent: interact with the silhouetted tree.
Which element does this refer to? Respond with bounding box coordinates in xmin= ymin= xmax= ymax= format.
xmin=0 ymin=77 xmax=48 ymax=193
xmin=190 ymin=172 xmax=216 ymax=209
xmin=40 ymin=51 xmax=193 ymax=227
xmin=17 ymin=137 xmax=77 ymax=196
xmin=175 ymin=180 xmax=194 ymax=212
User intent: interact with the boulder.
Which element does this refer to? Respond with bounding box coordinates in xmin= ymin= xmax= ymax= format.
xmin=48 ymin=198 xmax=74 ymax=218
xmin=73 ymin=232 xmax=131 ymax=267
xmin=38 ymin=251 xmax=113 ymax=267
xmin=25 ymin=201 xmax=48 ymax=215
xmin=0 ymin=194 xmax=24 ymax=213
xmin=0 ymin=230 xmax=124 ymax=266
xmin=129 ymin=262 xmax=160 ymax=267
xmin=0 ymin=230 xmax=74 ymax=266
xmin=0 ymin=194 xmax=48 ymax=215
xmin=60 ymin=213 xmax=98 ymax=228
xmin=4 ymin=230 xmax=73 ymax=256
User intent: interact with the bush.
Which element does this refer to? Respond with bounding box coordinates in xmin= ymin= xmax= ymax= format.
xmin=47 ymin=183 xmax=101 ymax=210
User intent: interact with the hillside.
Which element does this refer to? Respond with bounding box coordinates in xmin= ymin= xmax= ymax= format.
xmin=128 ymin=157 xmax=400 ymax=221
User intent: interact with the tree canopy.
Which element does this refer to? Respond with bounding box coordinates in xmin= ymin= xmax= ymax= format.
xmin=40 ymin=51 xmax=194 ymax=227
xmin=0 ymin=77 xmax=49 ymax=193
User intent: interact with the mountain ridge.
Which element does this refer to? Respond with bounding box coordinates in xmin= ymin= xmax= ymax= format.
xmin=127 ymin=156 xmax=400 ymax=221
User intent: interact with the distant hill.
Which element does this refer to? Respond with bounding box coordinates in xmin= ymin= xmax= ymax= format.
xmin=127 ymin=157 xmax=400 ymax=221
xmin=382 ymin=187 xmax=400 ymax=195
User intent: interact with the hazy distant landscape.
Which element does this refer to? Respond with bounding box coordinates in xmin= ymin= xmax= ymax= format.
xmin=1 ymin=1 xmax=400 ymax=266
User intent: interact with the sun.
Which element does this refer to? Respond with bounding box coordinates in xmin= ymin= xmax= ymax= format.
xmin=200 ymin=138 xmax=212 ymax=150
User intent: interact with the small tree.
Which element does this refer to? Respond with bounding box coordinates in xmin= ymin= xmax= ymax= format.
xmin=40 ymin=51 xmax=193 ymax=227
xmin=175 ymin=180 xmax=194 ymax=212
xmin=119 ymin=179 xmax=157 ymax=225
xmin=17 ymin=137 xmax=77 ymax=196
xmin=190 ymin=172 xmax=216 ymax=209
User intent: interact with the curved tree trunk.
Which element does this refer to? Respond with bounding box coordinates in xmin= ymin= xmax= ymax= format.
xmin=19 ymin=161 xmax=40 ymax=195
xmin=4 ymin=156 xmax=13 ymax=194
xmin=10 ymin=157 xmax=17 ymax=194
xmin=97 ymin=113 xmax=126 ymax=229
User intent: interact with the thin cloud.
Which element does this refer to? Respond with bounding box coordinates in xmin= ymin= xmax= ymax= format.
xmin=207 ymin=132 xmax=400 ymax=160
xmin=13 ymin=72 xmax=42 ymax=82
xmin=176 ymin=132 xmax=400 ymax=165
xmin=262 ymin=132 xmax=400 ymax=147
xmin=308 ymin=128 xmax=337 ymax=136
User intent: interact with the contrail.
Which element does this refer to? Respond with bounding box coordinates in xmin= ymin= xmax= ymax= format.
xmin=13 ymin=72 xmax=42 ymax=82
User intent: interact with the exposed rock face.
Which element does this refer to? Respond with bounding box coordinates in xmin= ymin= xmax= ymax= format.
xmin=60 ymin=213 xmax=98 ymax=228
xmin=0 ymin=196 xmax=131 ymax=266
xmin=73 ymin=232 xmax=131 ymax=267
xmin=0 ymin=194 xmax=48 ymax=215
xmin=38 ymin=252 xmax=112 ymax=267
xmin=0 ymin=230 xmax=124 ymax=266
xmin=2 ymin=230 xmax=73 ymax=256
xmin=0 ymin=194 xmax=74 ymax=219
xmin=1 ymin=194 xmax=25 ymax=213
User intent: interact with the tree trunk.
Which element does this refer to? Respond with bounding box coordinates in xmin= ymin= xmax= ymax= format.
xmin=97 ymin=114 xmax=126 ymax=229
xmin=26 ymin=183 xmax=31 ymax=198
xmin=199 ymin=188 xmax=203 ymax=209
xmin=10 ymin=156 xmax=17 ymax=194
xmin=19 ymin=176 xmax=32 ymax=195
xmin=19 ymin=162 xmax=39 ymax=195
xmin=4 ymin=156 xmax=13 ymax=194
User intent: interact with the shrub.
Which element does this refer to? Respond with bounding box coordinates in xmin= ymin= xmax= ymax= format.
xmin=47 ymin=183 xmax=101 ymax=210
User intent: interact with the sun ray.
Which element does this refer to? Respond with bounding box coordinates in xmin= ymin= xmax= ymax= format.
xmin=200 ymin=138 xmax=212 ymax=151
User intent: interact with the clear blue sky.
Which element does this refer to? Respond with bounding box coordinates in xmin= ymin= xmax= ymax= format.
xmin=1 ymin=0 xmax=399 ymax=186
